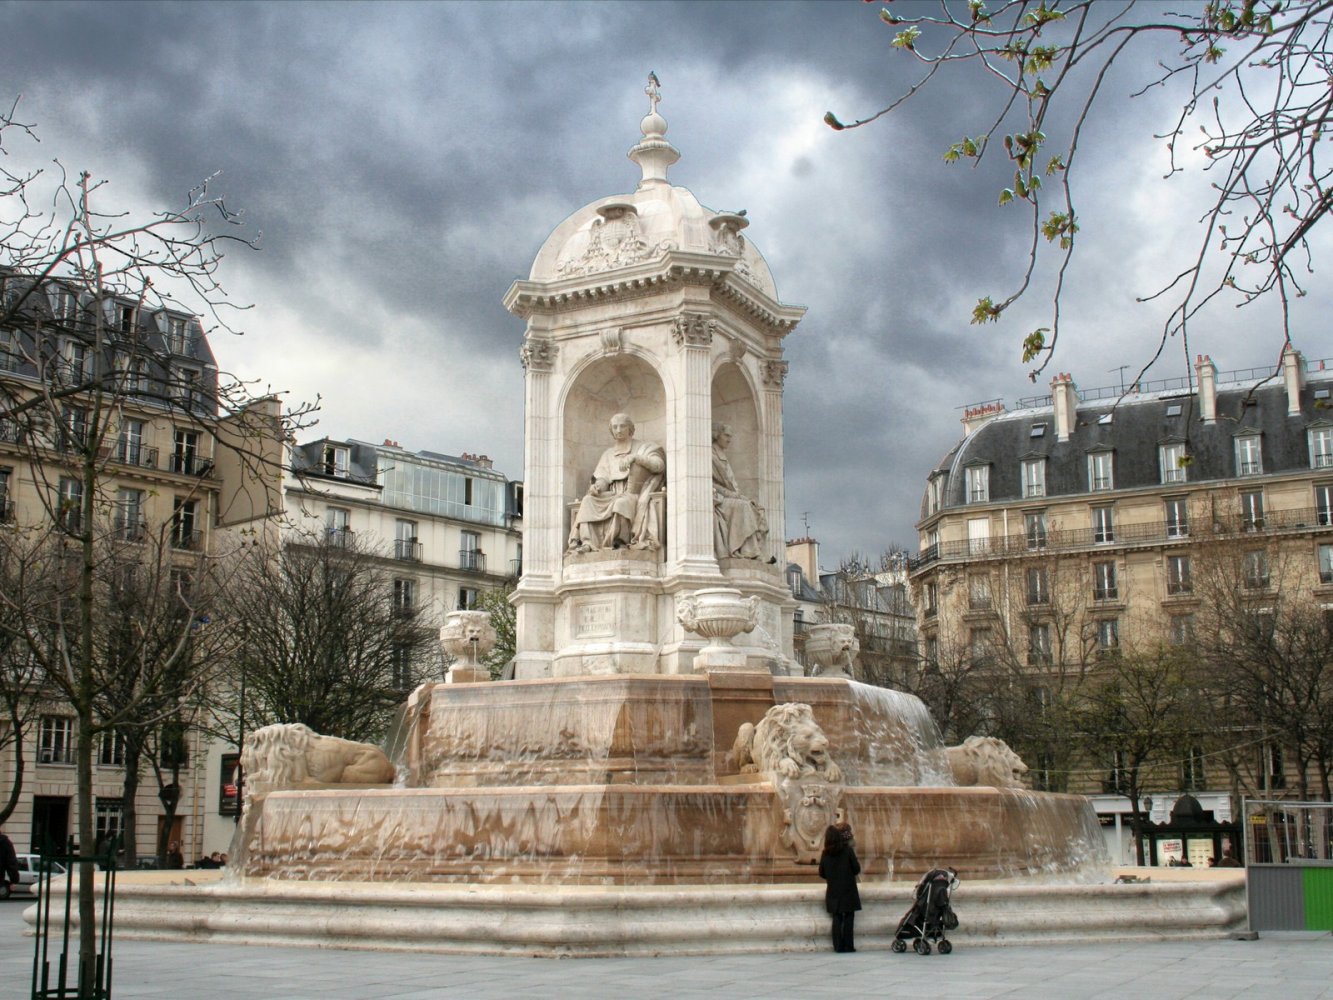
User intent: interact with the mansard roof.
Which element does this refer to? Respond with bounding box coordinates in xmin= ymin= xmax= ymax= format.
xmin=922 ymin=367 xmax=1333 ymax=518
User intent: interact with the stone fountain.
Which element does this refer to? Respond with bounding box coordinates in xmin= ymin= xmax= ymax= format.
xmin=74 ymin=80 xmax=1244 ymax=954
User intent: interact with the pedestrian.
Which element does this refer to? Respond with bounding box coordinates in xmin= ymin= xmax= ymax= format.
xmin=818 ymin=822 xmax=861 ymax=953
xmin=166 ymin=841 xmax=184 ymax=870
xmin=0 ymin=825 xmax=20 ymax=897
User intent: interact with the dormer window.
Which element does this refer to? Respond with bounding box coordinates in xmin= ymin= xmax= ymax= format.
xmin=966 ymin=465 xmax=989 ymax=504
xmin=166 ymin=315 xmax=189 ymax=355
xmin=1088 ymin=451 xmax=1114 ymax=492
xmin=118 ymin=304 xmax=136 ymax=333
xmin=1030 ymin=423 xmax=1046 ymax=438
xmin=1309 ymin=427 xmax=1333 ymax=469
xmin=1235 ymin=434 xmax=1263 ymax=476
xmin=1160 ymin=442 xmax=1187 ymax=484
xmin=1165 ymin=402 xmax=1183 ymax=417
xmin=1021 ymin=458 xmax=1046 ymax=499
xmin=323 ymin=444 xmax=350 ymax=478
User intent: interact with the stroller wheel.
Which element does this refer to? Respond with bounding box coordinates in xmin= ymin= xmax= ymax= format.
xmin=891 ymin=939 xmax=907 ymax=953
xmin=914 ymin=938 xmax=931 ymax=955
xmin=938 ymin=939 xmax=953 ymax=955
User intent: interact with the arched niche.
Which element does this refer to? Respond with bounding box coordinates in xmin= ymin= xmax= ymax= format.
xmin=562 ymin=354 xmax=668 ymax=503
xmin=711 ymin=362 xmax=761 ymax=492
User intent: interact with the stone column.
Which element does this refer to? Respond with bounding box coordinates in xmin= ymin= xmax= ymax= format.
xmin=760 ymin=359 xmax=788 ymax=563
xmin=674 ymin=312 xmax=718 ymax=574
xmin=513 ymin=335 xmax=558 ymax=677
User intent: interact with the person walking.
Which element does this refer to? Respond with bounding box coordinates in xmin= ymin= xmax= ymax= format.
xmin=818 ymin=822 xmax=861 ymax=953
xmin=0 ymin=825 xmax=20 ymax=898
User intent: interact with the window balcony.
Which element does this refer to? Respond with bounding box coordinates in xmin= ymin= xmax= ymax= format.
xmin=508 ymin=558 xmax=522 ymax=578
xmin=459 ymin=549 xmax=486 ymax=573
xmin=171 ymin=529 xmax=203 ymax=551
xmin=114 ymin=520 xmax=148 ymax=542
xmin=170 ymin=454 xmax=213 ymax=477
xmin=116 ymin=444 xmax=159 ymax=469
xmin=394 ymin=538 xmax=423 ymax=562
xmin=328 ymin=527 xmax=355 ymax=548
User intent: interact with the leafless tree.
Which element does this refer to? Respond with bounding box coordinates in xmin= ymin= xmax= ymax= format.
xmin=826 ymin=1 xmax=1333 ymax=380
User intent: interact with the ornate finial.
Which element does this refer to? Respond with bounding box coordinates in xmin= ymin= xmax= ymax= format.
xmin=646 ymin=72 xmax=661 ymax=115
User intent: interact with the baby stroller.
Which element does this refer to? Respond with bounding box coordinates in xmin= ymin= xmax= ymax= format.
xmin=891 ymin=867 xmax=959 ymax=955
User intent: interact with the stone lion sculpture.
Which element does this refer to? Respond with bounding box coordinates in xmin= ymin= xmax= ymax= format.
xmin=240 ymin=723 xmax=396 ymax=802
xmin=944 ymin=735 xmax=1029 ymax=789
xmin=732 ymin=702 xmax=843 ymax=784
xmin=803 ymin=623 xmax=858 ymax=680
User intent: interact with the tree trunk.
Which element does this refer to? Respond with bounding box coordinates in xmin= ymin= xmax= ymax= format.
xmin=76 ymin=452 xmax=98 ymax=998
xmin=119 ymin=740 xmax=142 ymax=867
xmin=0 ymin=720 xmax=24 ymax=824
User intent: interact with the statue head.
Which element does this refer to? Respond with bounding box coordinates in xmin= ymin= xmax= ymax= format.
xmin=711 ymin=421 xmax=732 ymax=448
xmin=609 ymin=412 xmax=635 ymax=441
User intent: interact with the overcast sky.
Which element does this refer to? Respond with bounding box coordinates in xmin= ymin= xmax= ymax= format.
xmin=4 ymin=1 xmax=1327 ymax=568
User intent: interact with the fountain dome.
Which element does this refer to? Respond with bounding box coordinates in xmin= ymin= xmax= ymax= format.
xmin=525 ymin=93 xmax=778 ymax=300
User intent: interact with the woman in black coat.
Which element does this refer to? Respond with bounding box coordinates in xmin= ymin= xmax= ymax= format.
xmin=817 ymin=822 xmax=861 ymax=953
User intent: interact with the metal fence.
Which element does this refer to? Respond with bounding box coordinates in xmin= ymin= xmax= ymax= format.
xmin=1243 ymin=799 xmax=1333 ymax=932
xmin=30 ymin=850 xmax=117 ymax=1000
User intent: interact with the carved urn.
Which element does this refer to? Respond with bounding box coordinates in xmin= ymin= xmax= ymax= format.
xmin=676 ymin=587 xmax=760 ymax=673
xmin=440 ymin=609 xmax=497 ymax=683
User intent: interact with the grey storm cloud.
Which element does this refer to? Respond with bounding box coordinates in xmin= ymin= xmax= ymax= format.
xmin=3 ymin=0 xmax=1326 ymax=566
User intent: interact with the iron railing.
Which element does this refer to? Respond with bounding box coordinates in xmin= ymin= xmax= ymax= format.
xmin=30 ymin=847 xmax=117 ymax=1000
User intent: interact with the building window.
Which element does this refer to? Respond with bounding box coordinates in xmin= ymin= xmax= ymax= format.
xmin=117 ymin=419 xmax=146 ymax=466
xmin=166 ymin=315 xmax=189 ymax=355
xmin=926 ymin=475 xmax=944 ymax=515
xmin=95 ymin=799 xmax=124 ymax=852
xmin=98 ymin=731 xmax=126 ymax=767
xmin=1021 ymin=458 xmax=1046 ymax=499
xmin=1025 ymin=511 xmax=1047 ymax=550
xmin=1164 ymin=497 xmax=1189 ymax=539
xmin=61 ymin=338 xmax=89 ymax=383
xmin=968 ymin=572 xmax=992 ymax=610
xmin=967 ymin=516 xmax=990 ymax=555
xmin=175 ymin=367 xmax=201 ymax=410
xmin=394 ymin=519 xmax=420 ymax=561
xmin=1105 ymin=748 xmax=1129 ymax=794
xmin=114 ymin=489 xmax=145 ymax=541
xmin=966 ymin=465 xmax=989 ymax=504
xmin=968 ymin=627 xmax=993 ymax=667
xmin=173 ymin=429 xmax=200 ymax=475
xmin=325 ymin=507 xmax=351 ymax=545
xmin=172 ymin=498 xmax=199 ymax=549
xmin=322 ymin=444 xmax=350 ymax=478
xmin=50 ymin=284 xmax=77 ymax=321
xmin=1092 ymin=505 xmax=1115 ymax=544
xmin=923 ymin=581 xmax=938 ymax=618
xmin=1309 ymin=427 xmax=1333 ymax=469
xmin=458 ymin=586 xmax=479 ymax=611
xmin=1240 ymin=490 xmax=1265 ymax=531
xmin=60 ymin=405 xmax=88 ymax=450
xmin=1096 ymin=618 xmax=1120 ymax=656
xmin=464 ymin=477 xmax=474 ymax=506
xmin=59 ymin=477 xmax=83 ymax=532
xmin=1183 ymin=746 xmax=1206 ymax=791
xmin=1093 ymin=561 xmax=1118 ymax=601
xmin=1088 ymin=451 xmax=1114 ymax=492
xmin=1029 ymin=623 xmax=1052 ymax=665
xmin=0 ymin=466 xmax=12 ymax=523
xmin=1026 ymin=566 xmax=1050 ymax=606
xmin=117 ymin=303 xmax=136 ymax=332
xmin=1235 ymin=434 xmax=1263 ymax=476
xmin=1319 ymin=544 xmax=1333 ymax=585
xmin=1317 ymin=484 xmax=1333 ymax=526
xmin=1244 ymin=549 xmax=1270 ymax=589
xmin=391 ymin=644 xmax=414 ymax=691
xmin=923 ymin=635 xmax=938 ymax=667
xmin=1169 ymin=614 xmax=1195 ymax=646
xmin=1160 ymin=442 xmax=1187 ymax=484
xmin=39 ymin=716 xmax=75 ymax=764
xmin=1166 ymin=554 xmax=1193 ymax=595
xmin=460 ymin=530 xmax=484 ymax=572
xmin=392 ymin=578 xmax=415 ymax=613
xmin=1261 ymin=743 xmax=1286 ymax=791
xmin=0 ymin=327 xmax=18 ymax=372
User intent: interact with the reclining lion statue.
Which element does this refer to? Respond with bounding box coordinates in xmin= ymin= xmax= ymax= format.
xmin=732 ymin=702 xmax=843 ymax=784
xmin=241 ymin=722 xmax=396 ymax=804
xmin=945 ymin=735 xmax=1028 ymax=789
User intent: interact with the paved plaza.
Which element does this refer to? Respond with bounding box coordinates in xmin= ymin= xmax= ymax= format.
xmin=1 ymin=898 xmax=1330 ymax=1000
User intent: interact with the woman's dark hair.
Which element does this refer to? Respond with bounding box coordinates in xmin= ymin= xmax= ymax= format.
xmin=823 ymin=825 xmax=844 ymax=854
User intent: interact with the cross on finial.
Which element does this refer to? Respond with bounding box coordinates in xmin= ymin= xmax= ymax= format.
xmin=646 ymin=72 xmax=661 ymax=114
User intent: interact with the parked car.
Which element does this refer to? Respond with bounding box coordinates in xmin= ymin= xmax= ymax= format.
xmin=1 ymin=855 xmax=67 ymax=899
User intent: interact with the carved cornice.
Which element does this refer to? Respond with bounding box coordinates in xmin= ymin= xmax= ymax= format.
xmin=761 ymin=359 xmax=789 ymax=388
xmin=672 ymin=313 xmax=715 ymax=349
xmin=519 ymin=338 xmax=557 ymax=372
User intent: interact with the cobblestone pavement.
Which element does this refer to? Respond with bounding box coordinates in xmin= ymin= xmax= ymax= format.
xmin=2 ymin=897 xmax=1330 ymax=999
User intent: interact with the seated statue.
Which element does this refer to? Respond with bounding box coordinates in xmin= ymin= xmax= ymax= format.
xmin=712 ymin=422 xmax=771 ymax=560
xmin=568 ymin=412 xmax=665 ymax=553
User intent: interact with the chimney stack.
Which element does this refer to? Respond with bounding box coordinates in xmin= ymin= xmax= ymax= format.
xmin=784 ymin=537 xmax=819 ymax=583
xmin=1051 ymin=373 xmax=1078 ymax=442
xmin=961 ymin=401 xmax=1005 ymax=436
xmin=1281 ymin=343 xmax=1305 ymax=416
xmin=1195 ymin=354 xmax=1217 ymax=424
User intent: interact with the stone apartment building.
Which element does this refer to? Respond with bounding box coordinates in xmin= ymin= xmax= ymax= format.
xmin=0 ymin=269 xmax=281 ymax=862
xmin=910 ymin=344 xmax=1333 ymax=859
